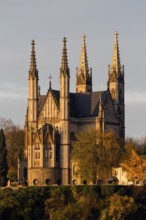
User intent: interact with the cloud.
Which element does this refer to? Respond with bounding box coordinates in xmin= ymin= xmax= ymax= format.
xmin=125 ymin=91 xmax=146 ymax=104
xmin=0 ymin=83 xmax=27 ymax=99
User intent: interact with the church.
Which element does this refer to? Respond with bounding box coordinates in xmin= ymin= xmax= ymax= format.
xmin=18 ymin=32 xmax=125 ymax=185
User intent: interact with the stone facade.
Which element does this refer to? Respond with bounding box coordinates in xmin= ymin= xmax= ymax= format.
xmin=20 ymin=32 xmax=125 ymax=186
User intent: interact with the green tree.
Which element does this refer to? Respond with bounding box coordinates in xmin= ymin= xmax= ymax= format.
xmin=71 ymin=129 xmax=122 ymax=183
xmin=0 ymin=129 xmax=8 ymax=186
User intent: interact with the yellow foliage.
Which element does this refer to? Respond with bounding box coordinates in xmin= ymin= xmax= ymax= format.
xmin=120 ymin=143 xmax=145 ymax=184
xmin=108 ymin=193 xmax=137 ymax=220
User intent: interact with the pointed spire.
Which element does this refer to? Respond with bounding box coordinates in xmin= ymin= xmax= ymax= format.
xmin=76 ymin=34 xmax=92 ymax=93
xmin=61 ymin=37 xmax=69 ymax=75
xmin=79 ymin=33 xmax=89 ymax=73
xmin=111 ymin=31 xmax=121 ymax=73
xmin=30 ymin=40 xmax=37 ymax=72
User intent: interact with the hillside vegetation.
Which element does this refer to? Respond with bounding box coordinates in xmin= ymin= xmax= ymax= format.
xmin=0 ymin=185 xmax=146 ymax=220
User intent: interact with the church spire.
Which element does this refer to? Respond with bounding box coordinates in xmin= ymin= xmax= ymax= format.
xmin=108 ymin=31 xmax=124 ymax=84
xmin=60 ymin=37 xmax=70 ymax=77
xmin=76 ymin=34 xmax=92 ymax=93
xmin=29 ymin=40 xmax=38 ymax=79
xmin=111 ymin=31 xmax=121 ymax=74
xmin=80 ymin=33 xmax=89 ymax=74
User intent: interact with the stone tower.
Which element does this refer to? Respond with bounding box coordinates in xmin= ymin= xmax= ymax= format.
xmin=28 ymin=40 xmax=39 ymax=130
xmin=27 ymin=40 xmax=39 ymax=171
xmin=76 ymin=34 xmax=92 ymax=93
xmin=59 ymin=38 xmax=70 ymax=185
xmin=108 ymin=31 xmax=125 ymax=138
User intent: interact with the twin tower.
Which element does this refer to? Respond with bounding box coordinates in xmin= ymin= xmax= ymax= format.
xmin=22 ymin=32 xmax=125 ymax=185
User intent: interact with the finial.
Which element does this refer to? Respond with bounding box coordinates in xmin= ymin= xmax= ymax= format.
xmin=114 ymin=30 xmax=119 ymax=37
xmin=30 ymin=39 xmax=37 ymax=72
xmin=82 ymin=33 xmax=86 ymax=41
xmin=48 ymin=75 xmax=52 ymax=90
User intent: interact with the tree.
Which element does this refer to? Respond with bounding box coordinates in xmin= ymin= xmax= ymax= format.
xmin=120 ymin=142 xmax=145 ymax=184
xmin=98 ymin=129 xmax=123 ymax=179
xmin=0 ymin=118 xmax=14 ymax=131
xmin=0 ymin=118 xmax=24 ymax=180
xmin=6 ymin=125 xmax=24 ymax=168
xmin=108 ymin=193 xmax=137 ymax=220
xmin=71 ymin=129 xmax=122 ymax=183
xmin=0 ymin=129 xmax=8 ymax=186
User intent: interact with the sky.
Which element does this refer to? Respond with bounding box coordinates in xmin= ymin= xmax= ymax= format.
xmin=0 ymin=0 xmax=146 ymax=138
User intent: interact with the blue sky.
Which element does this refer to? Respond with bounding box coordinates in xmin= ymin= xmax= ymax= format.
xmin=0 ymin=0 xmax=146 ymax=138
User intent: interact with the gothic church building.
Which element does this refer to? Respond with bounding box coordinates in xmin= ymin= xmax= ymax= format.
xmin=21 ymin=32 xmax=125 ymax=185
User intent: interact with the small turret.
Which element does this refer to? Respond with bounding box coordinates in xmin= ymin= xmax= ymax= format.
xmin=76 ymin=34 xmax=92 ymax=93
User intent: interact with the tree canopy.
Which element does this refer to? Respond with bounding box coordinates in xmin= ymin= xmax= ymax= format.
xmin=71 ymin=129 xmax=122 ymax=183
xmin=0 ymin=117 xmax=24 ymax=181
xmin=120 ymin=142 xmax=145 ymax=184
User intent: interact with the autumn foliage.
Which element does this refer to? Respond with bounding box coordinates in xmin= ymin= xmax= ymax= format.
xmin=0 ymin=185 xmax=146 ymax=220
xmin=120 ymin=143 xmax=145 ymax=184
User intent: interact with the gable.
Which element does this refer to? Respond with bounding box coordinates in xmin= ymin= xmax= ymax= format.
xmin=38 ymin=90 xmax=59 ymax=121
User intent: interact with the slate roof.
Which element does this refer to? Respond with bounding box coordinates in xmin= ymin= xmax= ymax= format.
xmin=38 ymin=95 xmax=46 ymax=113
xmin=38 ymin=90 xmax=108 ymax=118
xmin=52 ymin=90 xmax=60 ymax=104
xmin=70 ymin=91 xmax=107 ymax=118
